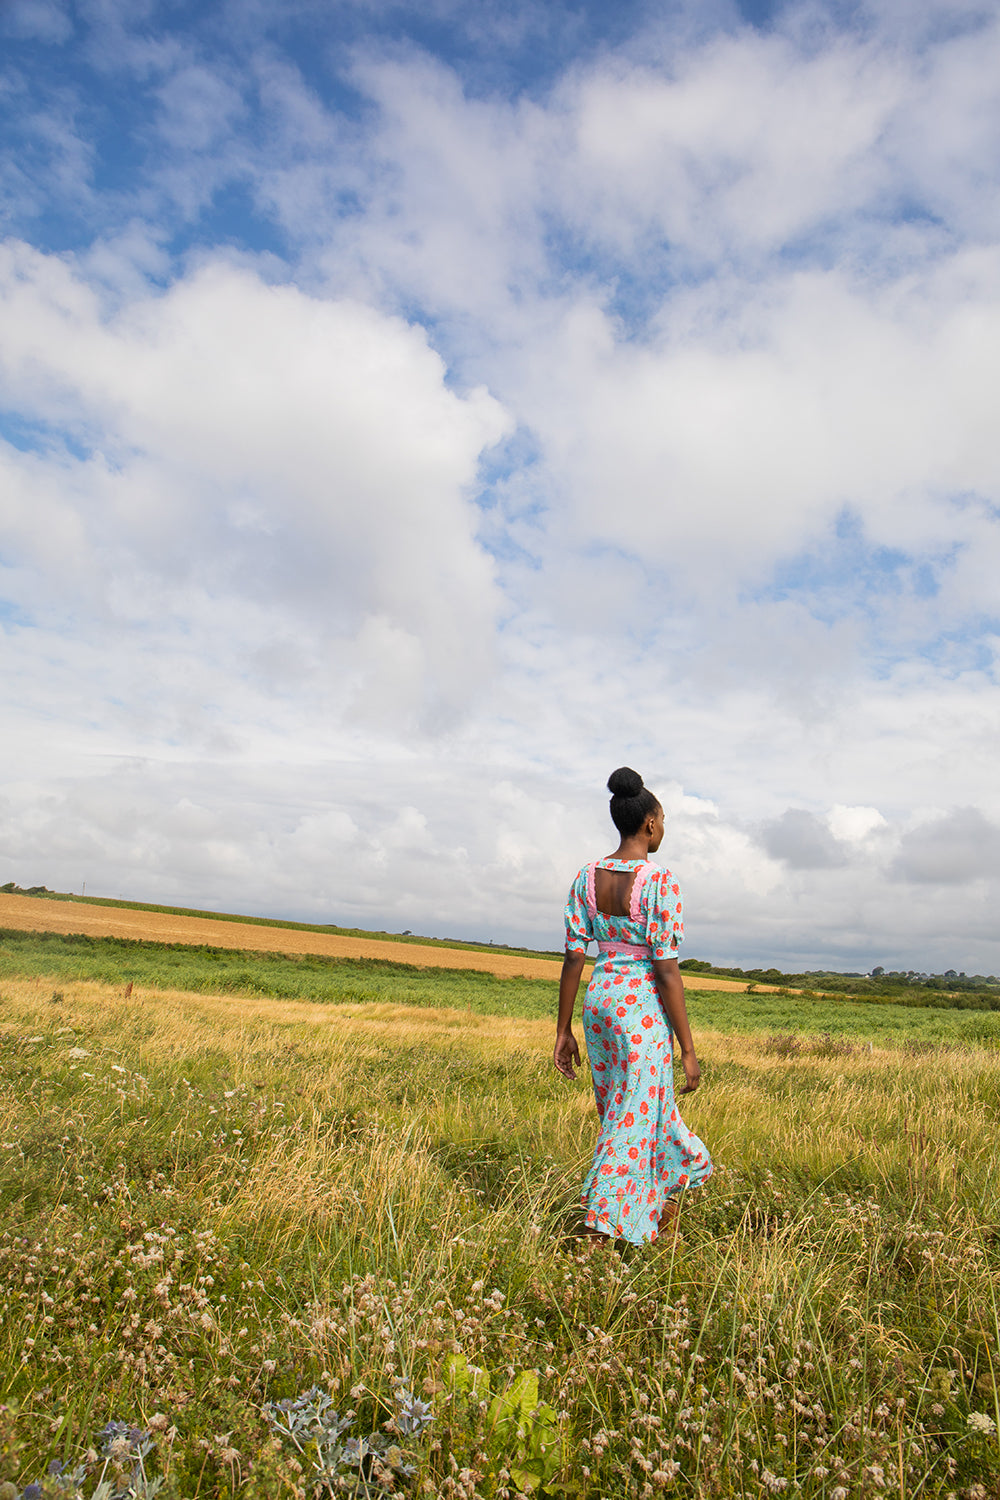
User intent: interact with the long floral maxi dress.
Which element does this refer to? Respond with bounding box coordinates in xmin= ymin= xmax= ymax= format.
xmin=564 ymin=858 xmax=712 ymax=1244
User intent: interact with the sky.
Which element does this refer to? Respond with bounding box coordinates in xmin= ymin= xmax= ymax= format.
xmin=1 ymin=0 xmax=1000 ymax=973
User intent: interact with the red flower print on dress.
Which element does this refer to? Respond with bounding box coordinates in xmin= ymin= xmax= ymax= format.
xmin=566 ymin=857 xmax=712 ymax=1245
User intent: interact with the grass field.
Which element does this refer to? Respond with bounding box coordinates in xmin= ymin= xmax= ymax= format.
xmin=0 ymin=933 xmax=999 ymax=1498
xmin=4 ymin=929 xmax=1000 ymax=1043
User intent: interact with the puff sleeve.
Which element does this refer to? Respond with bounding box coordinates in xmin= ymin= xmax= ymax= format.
xmin=644 ymin=868 xmax=684 ymax=960
xmin=564 ymin=868 xmax=593 ymax=955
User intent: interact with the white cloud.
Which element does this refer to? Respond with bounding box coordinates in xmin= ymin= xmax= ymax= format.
xmin=760 ymin=809 xmax=847 ymax=869
xmin=2 ymin=2 xmax=1000 ymax=972
xmin=0 ymin=244 xmax=512 ymax=727
xmin=891 ymin=807 xmax=1000 ymax=885
xmin=0 ymin=0 xmax=73 ymax=43
xmin=827 ymin=804 xmax=887 ymax=842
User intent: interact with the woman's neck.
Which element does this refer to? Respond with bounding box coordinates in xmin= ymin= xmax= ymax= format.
xmin=609 ymin=835 xmax=650 ymax=862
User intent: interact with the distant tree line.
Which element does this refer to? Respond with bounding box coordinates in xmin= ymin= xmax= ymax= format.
xmin=679 ymin=957 xmax=1000 ymax=1000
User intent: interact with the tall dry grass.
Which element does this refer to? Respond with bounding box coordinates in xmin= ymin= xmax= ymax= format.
xmin=0 ymin=974 xmax=997 ymax=1498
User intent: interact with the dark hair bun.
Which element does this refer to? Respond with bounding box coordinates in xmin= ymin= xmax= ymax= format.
xmin=607 ymin=766 xmax=644 ymax=799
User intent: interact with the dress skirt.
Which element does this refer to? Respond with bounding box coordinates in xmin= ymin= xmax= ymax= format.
xmin=580 ymin=947 xmax=712 ymax=1244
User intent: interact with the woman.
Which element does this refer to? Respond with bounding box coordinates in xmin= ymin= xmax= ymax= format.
xmin=555 ymin=767 xmax=712 ymax=1244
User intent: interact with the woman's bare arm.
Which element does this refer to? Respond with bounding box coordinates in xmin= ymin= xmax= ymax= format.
xmin=554 ymin=949 xmax=587 ymax=1079
xmin=652 ymin=957 xmax=700 ymax=1093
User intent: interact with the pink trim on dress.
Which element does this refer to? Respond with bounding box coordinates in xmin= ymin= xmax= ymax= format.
xmin=629 ymin=861 xmax=656 ymax=922
xmin=585 ymin=861 xmax=597 ymax=921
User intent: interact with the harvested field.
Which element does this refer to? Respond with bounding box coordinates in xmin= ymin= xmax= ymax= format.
xmin=0 ymin=891 xmax=754 ymax=989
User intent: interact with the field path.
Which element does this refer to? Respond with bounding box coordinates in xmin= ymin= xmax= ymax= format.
xmin=0 ymin=893 xmax=755 ymax=990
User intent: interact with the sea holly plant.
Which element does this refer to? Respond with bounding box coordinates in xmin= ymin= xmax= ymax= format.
xmin=0 ymin=1423 xmax=163 ymax=1500
xmin=263 ymin=1385 xmax=433 ymax=1497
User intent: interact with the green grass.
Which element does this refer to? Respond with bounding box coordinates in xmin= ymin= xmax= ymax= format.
xmin=0 ymin=928 xmax=558 ymax=1018
xmin=689 ymin=987 xmax=1000 ymax=1045
xmin=0 ymin=941 xmax=998 ymax=1497
xmin=4 ymin=928 xmax=1000 ymax=1044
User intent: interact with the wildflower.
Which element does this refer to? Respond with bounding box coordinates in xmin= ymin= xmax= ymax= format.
xmin=968 ymin=1412 xmax=997 ymax=1435
xmin=831 ymin=1489 xmax=848 ymax=1500
xmin=395 ymin=1390 xmax=433 ymax=1435
xmin=760 ymin=1470 xmax=787 ymax=1493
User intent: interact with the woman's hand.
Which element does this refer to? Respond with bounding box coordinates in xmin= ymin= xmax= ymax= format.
xmin=678 ymin=1048 xmax=700 ymax=1095
xmin=554 ymin=1029 xmax=581 ymax=1080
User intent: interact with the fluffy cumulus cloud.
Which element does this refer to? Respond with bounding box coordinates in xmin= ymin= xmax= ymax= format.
xmin=1 ymin=0 xmax=1000 ymax=972
xmin=0 ymin=244 xmax=509 ymax=730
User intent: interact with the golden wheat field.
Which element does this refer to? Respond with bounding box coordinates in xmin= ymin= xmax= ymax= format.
xmin=0 ymin=893 xmax=754 ymax=990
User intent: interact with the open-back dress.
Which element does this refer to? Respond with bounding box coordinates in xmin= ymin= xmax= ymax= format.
xmin=564 ymin=858 xmax=712 ymax=1244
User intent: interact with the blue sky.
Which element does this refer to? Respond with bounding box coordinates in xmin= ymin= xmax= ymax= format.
xmin=2 ymin=0 xmax=1000 ymax=971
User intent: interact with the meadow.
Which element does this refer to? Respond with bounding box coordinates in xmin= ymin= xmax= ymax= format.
xmin=0 ymin=933 xmax=998 ymax=1498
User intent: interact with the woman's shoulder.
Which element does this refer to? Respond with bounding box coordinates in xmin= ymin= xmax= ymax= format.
xmin=641 ymin=863 xmax=681 ymax=893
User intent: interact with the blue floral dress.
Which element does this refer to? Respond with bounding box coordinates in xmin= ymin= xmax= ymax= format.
xmin=564 ymin=858 xmax=712 ymax=1244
